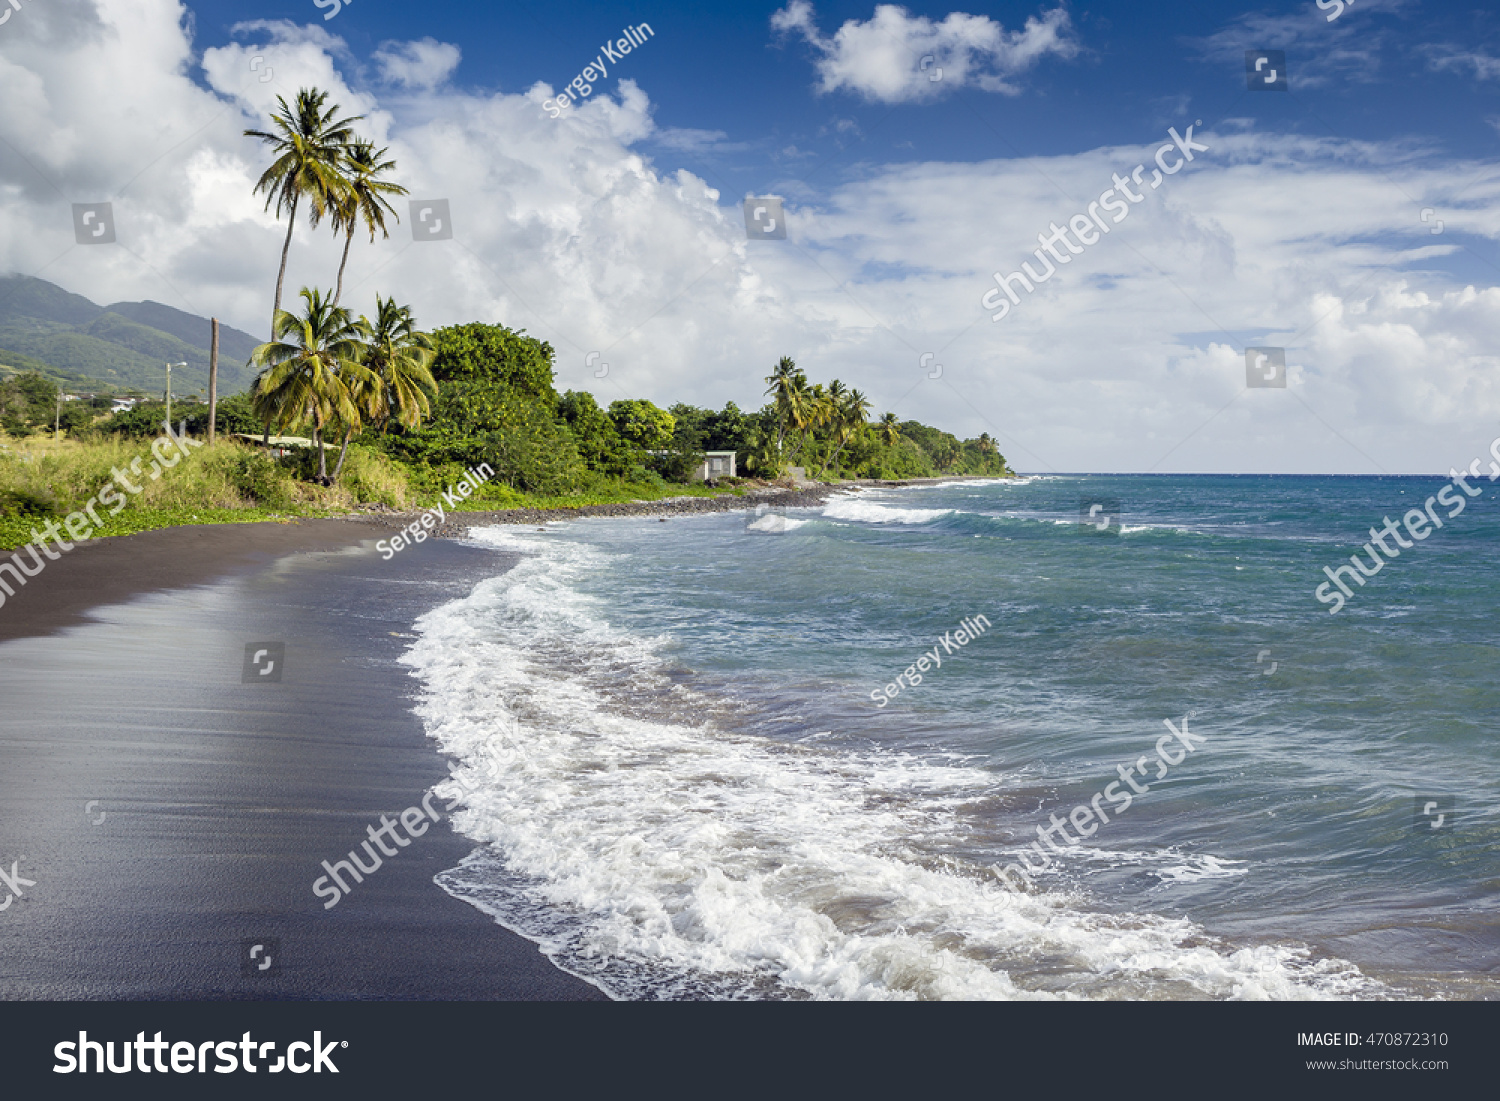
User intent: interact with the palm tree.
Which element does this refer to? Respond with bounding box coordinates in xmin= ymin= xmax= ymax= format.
xmin=331 ymin=141 xmax=408 ymax=306
xmin=249 ymin=287 xmax=375 ymax=483
xmin=816 ymin=387 xmax=872 ymax=478
xmin=878 ymin=412 xmax=901 ymax=447
xmin=825 ymin=379 xmax=848 ymax=409
xmin=785 ymin=379 xmax=823 ymax=465
xmin=329 ymin=296 xmax=437 ymax=480
xmin=763 ymin=356 xmax=803 ymax=457
xmin=245 ymin=89 xmax=364 ymax=327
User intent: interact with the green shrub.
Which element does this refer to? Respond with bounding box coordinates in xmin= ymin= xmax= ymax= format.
xmin=336 ymin=445 xmax=409 ymax=509
xmin=0 ymin=484 xmax=55 ymax=518
xmin=227 ymin=450 xmax=297 ymax=509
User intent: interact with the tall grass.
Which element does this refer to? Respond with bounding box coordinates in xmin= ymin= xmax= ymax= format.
xmin=1 ymin=437 xmax=289 ymax=513
xmin=0 ymin=436 xmax=344 ymax=549
xmin=0 ymin=432 xmax=741 ymax=552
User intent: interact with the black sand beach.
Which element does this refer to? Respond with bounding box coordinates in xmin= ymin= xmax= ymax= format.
xmin=0 ymin=520 xmax=605 ymax=999
xmin=0 ymin=481 xmax=961 ymax=999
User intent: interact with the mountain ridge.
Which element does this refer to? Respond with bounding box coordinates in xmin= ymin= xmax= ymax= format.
xmin=0 ymin=274 xmax=261 ymax=396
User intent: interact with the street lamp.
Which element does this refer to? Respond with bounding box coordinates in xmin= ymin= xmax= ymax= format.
xmin=165 ymin=361 xmax=186 ymax=425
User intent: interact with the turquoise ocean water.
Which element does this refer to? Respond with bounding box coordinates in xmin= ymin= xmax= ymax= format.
xmin=402 ymin=475 xmax=1499 ymax=1000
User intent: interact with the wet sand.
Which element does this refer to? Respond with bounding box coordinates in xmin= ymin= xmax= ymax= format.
xmin=0 ymin=521 xmax=606 ymax=999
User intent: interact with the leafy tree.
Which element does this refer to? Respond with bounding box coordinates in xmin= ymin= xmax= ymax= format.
xmin=428 ymin=324 xmax=559 ymax=396
xmin=960 ymin=433 xmax=1008 ymax=475
xmin=379 ymin=323 xmax=586 ymax=493
xmin=91 ymin=401 xmax=167 ymax=438
xmin=57 ymin=401 xmax=96 ymax=433
xmin=899 ymin=420 xmax=964 ymax=471
xmin=559 ymin=390 xmax=630 ymax=475
xmin=165 ymin=392 xmax=260 ymax=439
xmin=701 ymin=401 xmax=753 ymax=455
xmin=609 ymin=398 xmax=675 ymax=451
xmin=652 ymin=403 xmax=707 ymax=482
xmin=0 ymin=372 xmax=58 ymax=433
xmin=244 ymin=89 xmax=363 ymax=325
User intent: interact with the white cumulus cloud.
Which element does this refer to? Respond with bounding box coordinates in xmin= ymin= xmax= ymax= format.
xmin=374 ymin=38 xmax=462 ymax=91
xmin=770 ymin=1 xmax=1079 ymax=103
xmin=1 ymin=0 xmax=1498 ymax=473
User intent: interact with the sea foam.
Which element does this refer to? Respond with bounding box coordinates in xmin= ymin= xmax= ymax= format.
xmin=399 ymin=525 xmax=1384 ymax=1001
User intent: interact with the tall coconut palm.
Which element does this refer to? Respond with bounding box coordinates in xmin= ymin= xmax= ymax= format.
xmin=785 ymin=379 xmax=823 ymax=465
xmin=763 ymin=355 xmax=803 ymax=457
xmin=245 ymin=89 xmax=364 ymax=327
xmin=249 ymin=287 xmax=375 ymax=483
xmin=331 ymin=141 xmax=408 ymax=307
xmin=878 ymin=412 xmax=901 ymax=447
xmin=329 ymin=296 xmax=437 ymax=481
xmin=817 ymin=387 xmax=872 ymax=478
xmin=825 ymin=379 xmax=848 ymax=410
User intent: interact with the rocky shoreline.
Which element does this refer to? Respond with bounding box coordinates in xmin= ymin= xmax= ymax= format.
xmin=352 ymin=475 xmax=999 ymax=539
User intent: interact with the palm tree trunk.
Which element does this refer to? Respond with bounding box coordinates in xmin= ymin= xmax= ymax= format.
xmin=314 ymin=422 xmax=329 ymax=481
xmin=332 ymin=427 xmax=354 ymax=481
xmin=816 ymin=430 xmax=853 ymax=479
xmin=272 ymin=191 xmax=300 ymax=325
xmin=333 ymin=226 xmax=354 ymax=306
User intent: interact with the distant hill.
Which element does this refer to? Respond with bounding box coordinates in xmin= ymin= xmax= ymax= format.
xmin=0 ymin=275 xmax=262 ymax=396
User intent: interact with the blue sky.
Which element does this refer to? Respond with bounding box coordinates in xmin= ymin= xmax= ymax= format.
xmin=178 ymin=0 xmax=1500 ymax=167
xmin=2 ymin=0 xmax=1500 ymax=471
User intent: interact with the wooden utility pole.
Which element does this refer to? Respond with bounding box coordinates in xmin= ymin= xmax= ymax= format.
xmin=209 ymin=318 xmax=219 ymax=444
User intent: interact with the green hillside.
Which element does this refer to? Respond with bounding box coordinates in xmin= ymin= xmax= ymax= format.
xmin=0 ymin=345 xmax=113 ymax=390
xmin=0 ymin=275 xmax=262 ymax=396
xmin=105 ymin=299 xmax=261 ymax=365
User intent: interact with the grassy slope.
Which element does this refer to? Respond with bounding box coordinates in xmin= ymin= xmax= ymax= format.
xmin=0 ymin=506 xmax=291 ymax=551
xmin=0 ymin=435 xmax=747 ymax=552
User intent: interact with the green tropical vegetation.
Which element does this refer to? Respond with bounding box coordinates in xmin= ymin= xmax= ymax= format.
xmin=0 ymin=83 xmax=1008 ymax=550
